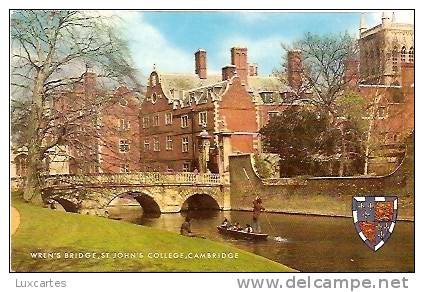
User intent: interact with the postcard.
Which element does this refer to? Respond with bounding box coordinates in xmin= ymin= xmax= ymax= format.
xmin=9 ymin=8 xmax=415 ymax=286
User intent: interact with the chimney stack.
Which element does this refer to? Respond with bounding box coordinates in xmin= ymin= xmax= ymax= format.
xmin=343 ymin=59 xmax=359 ymax=89
xmin=248 ymin=63 xmax=258 ymax=76
xmin=222 ymin=65 xmax=237 ymax=81
xmin=195 ymin=49 xmax=207 ymax=79
xmin=231 ymin=47 xmax=248 ymax=84
xmin=401 ymin=62 xmax=414 ymax=88
xmin=287 ymin=50 xmax=303 ymax=91
xmin=83 ymin=66 xmax=97 ymax=97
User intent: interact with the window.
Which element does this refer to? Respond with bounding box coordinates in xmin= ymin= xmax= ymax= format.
xmin=182 ymin=136 xmax=189 ymax=152
xmin=151 ymin=93 xmax=157 ymax=104
xmin=153 ymin=115 xmax=159 ymax=127
xmin=165 ymin=112 xmax=173 ymax=125
xmin=142 ymin=116 xmax=150 ymax=128
xmin=120 ymin=164 xmax=130 ymax=173
xmin=409 ymin=47 xmax=414 ymax=63
xmin=153 ymin=137 xmax=160 ymax=151
xmin=144 ymin=139 xmax=150 ymax=152
xmin=377 ymin=107 xmax=387 ymax=119
xmin=151 ymin=75 xmax=157 ymax=86
xmin=119 ymin=140 xmax=130 ymax=153
xmin=166 ymin=135 xmax=173 ymax=150
xmin=392 ymin=47 xmax=398 ymax=72
xmin=199 ymin=111 xmax=207 ymax=127
xmin=401 ymin=46 xmax=406 ymax=63
xmin=182 ymin=162 xmax=190 ymax=172
xmin=261 ymin=92 xmax=274 ymax=103
xmin=119 ymin=118 xmax=130 ymax=131
xmin=181 ymin=115 xmax=189 ymax=128
xmin=119 ymin=98 xmax=128 ymax=107
xmin=393 ymin=133 xmax=400 ymax=143
xmin=268 ymin=111 xmax=279 ymax=120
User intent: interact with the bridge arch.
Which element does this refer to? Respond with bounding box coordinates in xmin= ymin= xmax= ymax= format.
xmin=181 ymin=193 xmax=221 ymax=211
xmin=107 ymin=191 xmax=161 ymax=215
xmin=50 ymin=197 xmax=79 ymax=213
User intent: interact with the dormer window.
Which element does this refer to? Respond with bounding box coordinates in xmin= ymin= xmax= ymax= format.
xmin=260 ymin=92 xmax=274 ymax=103
xmin=151 ymin=93 xmax=158 ymax=104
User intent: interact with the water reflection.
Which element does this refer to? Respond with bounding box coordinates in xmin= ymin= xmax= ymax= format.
xmin=106 ymin=205 xmax=414 ymax=272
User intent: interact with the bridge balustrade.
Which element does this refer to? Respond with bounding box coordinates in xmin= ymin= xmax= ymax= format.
xmin=37 ymin=171 xmax=222 ymax=188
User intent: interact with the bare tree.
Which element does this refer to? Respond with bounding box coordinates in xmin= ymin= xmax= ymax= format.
xmin=276 ymin=32 xmax=358 ymax=114
xmin=10 ymin=10 xmax=140 ymax=204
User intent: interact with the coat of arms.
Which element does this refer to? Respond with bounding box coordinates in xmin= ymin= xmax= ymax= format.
xmin=352 ymin=196 xmax=398 ymax=251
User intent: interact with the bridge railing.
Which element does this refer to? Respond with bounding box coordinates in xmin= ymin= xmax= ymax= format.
xmin=42 ymin=172 xmax=222 ymax=188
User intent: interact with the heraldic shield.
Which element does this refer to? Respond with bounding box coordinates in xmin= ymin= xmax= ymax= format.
xmin=352 ymin=196 xmax=398 ymax=251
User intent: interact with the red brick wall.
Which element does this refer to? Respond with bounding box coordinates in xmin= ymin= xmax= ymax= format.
xmin=218 ymin=76 xmax=258 ymax=153
xmin=140 ymin=72 xmax=216 ymax=172
xmin=99 ymin=87 xmax=141 ymax=173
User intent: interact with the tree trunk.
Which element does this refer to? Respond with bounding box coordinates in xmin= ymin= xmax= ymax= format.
xmin=23 ymin=73 xmax=46 ymax=206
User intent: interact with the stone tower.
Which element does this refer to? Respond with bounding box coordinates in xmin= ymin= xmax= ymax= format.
xmin=358 ymin=11 xmax=414 ymax=85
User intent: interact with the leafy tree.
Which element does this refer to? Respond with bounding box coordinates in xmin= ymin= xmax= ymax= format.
xmin=11 ymin=10 xmax=139 ymax=204
xmin=260 ymin=107 xmax=328 ymax=177
xmin=260 ymin=106 xmax=365 ymax=177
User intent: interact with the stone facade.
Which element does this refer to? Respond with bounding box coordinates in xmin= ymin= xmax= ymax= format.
xmin=359 ymin=12 xmax=414 ymax=85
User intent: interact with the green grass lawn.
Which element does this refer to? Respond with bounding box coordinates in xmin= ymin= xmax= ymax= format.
xmin=11 ymin=195 xmax=295 ymax=272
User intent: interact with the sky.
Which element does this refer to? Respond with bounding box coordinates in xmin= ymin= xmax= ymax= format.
xmin=112 ymin=10 xmax=414 ymax=78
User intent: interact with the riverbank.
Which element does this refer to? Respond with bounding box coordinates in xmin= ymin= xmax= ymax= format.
xmin=11 ymin=195 xmax=295 ymax=272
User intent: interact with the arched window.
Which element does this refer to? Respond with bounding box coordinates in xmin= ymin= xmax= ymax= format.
xmin=400 ymin=46 xmax=406 ymax=62
xmin=409 ymin=47 xmax=414 ymax=63
xmin=14 ymin=154 xmax=27 ymax=177
xmin=392 ymin=47 xmax=398 ymax=72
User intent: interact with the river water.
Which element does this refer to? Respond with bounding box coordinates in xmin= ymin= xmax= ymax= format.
xmin=107 ymin=205 xmax=414 ymax=272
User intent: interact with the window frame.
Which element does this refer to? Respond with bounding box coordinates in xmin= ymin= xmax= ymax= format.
xmin=181 ymin=115 xmax=189 ymax=128
xmin=142 ymin=116 xmax=150 ymax=128
xmin=153 ymin=115 xmax=159 ymax=127
xmin=182 ymin=162 xmax=190 ymax=172
xmin=165 ymin=112 xmax=173 ymax=125
xmin=119 ymin=118 xmax=130 ymax=131
xmin=182 ymin=136 xmax=189 ymax=153
xmin=119 ymin=139 xmax=130 ymax=153
xmin=199 ymin=111 xmax=207 ymax=126
xmin=166 ymin=135 xmax=173 ymax=150
xmin=143 ymin=139 xmax=150 ymax=152
xmin=268 ymin=111 xmax=279 ymax=120
xmin=120 ymin=163 xmax=130 ymax=173
xmin=153 ymin=136 xmax=160 ymax=152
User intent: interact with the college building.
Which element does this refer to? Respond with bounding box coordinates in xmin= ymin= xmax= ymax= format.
xmin=11 ymin=12 xmax=414 ymax=178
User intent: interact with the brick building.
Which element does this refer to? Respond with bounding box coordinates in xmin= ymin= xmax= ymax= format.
xmin=11 ymin=71 xmax=142 ymax=178
xmin=140 ymin=47 xmax=295 ymax=174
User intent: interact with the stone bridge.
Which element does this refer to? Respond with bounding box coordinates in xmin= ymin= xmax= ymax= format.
xmin=15 ymin=172 xmax=230 ymax=216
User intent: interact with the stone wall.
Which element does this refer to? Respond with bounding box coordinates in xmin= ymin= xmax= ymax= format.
xmin=229 ymin=135 xmax=414 ymax=220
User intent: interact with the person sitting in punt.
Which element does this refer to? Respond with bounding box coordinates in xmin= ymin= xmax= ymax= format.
xmin=244 ymin=224 xmax=253 ymax=233
xmin=234 ymin=222 xmax=243 ymax=231
xmin=221 ymin=218 xmax=230 ymax=228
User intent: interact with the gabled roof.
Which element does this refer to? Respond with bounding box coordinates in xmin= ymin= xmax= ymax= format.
xmin=153 ymin=71 xmax=292 ymax=106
